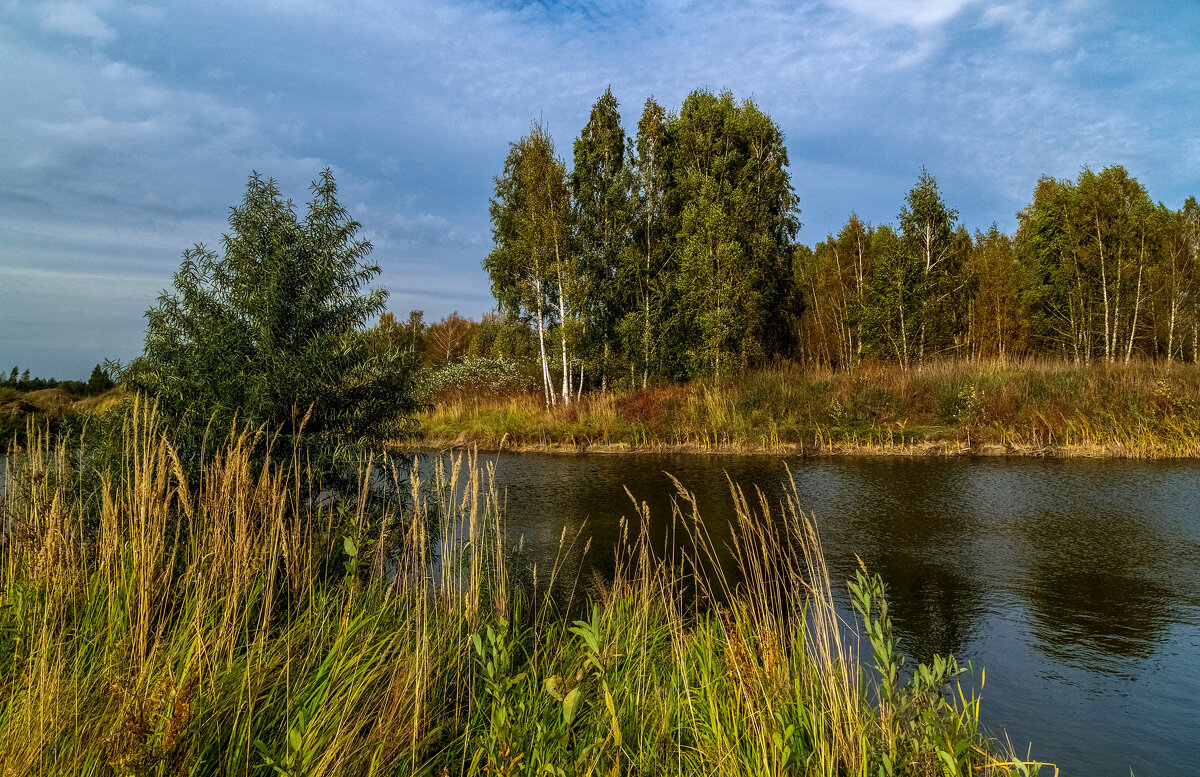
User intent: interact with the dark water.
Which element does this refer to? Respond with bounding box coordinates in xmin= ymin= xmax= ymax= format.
xmin=457 ymin=452 xmax=1200 ymax=777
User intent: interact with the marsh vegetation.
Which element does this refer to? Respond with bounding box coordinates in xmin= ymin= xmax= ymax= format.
xmin=0 ymin=405 xmax=1048 ymax=776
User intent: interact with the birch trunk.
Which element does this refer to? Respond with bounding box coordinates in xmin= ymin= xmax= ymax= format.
xmin=557 ymin=275 xmax=570 ymax=406
xmin=534 ymin=283 xmax=554 ymax=407
xmin=1124 ymin=262 xmax=1143 ymax=365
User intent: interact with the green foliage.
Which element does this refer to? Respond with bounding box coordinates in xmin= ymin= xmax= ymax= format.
xmin=481 ymin=94 xmax=1200 ymax=379
xmin=372 ymin=310 xmax=428 ymax=362
xmin=861 ymin=226 xmax=923 ymax=367
xmin=669 ymin=90 xmax=800 ymax=378
xmin=486 ymin=121 xmax=574 ymax=405
xmin=468 ymin=312 xmax=538 ymax=362
xmin=572 ymin=87 xmax=635 ymax=388
xmin=894 ymin=167 xmax=967 ymax=363
xmin=488 ymin=88 xmax=801 ymax=391
xmin=1010 ymin=165 xmax=1188 ymax=364
xmin=127 ymin=169 xmax=417 ymax=475
xmin=792 ymin=162 xmax=1199 ymax=368
xmin=850 ymin=569 xmax=989 ymax=777
xmin=85 ymin=364 xmax=114 ymax=396
xmin=0 ymin=366 xmax=89 ymax=396
xmin=625 ymin=96 xmax=673 ymax=387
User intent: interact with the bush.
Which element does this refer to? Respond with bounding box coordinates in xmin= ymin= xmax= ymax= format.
xmin=416 ymin=356 xmax=538 ymax=405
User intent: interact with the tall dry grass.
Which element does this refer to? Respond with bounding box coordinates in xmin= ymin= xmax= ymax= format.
xmin=0 ymin=399 xmax=1046 ymax=775
xmin=415 ymin=359 xmax=1200 ymax=457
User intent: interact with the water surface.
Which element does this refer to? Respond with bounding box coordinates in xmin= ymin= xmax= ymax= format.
xmin=4 ymin=450 xmax=1196 ymax=774
xmin=462 ymin=452 xmax=1200 ymax=777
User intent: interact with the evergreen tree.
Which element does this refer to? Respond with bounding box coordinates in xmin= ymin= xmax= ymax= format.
xmin=86 ymin=364 xmax=114 ymax=396
xmin=129 ymin=170 xmax=417 ymax=475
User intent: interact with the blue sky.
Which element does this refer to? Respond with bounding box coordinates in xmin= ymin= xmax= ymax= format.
xmin=2 ymin=0 xmax=1198 ymax=379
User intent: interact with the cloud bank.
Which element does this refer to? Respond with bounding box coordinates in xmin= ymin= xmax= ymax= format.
xmin=1 ymin=0 xmax=1197 ymax=376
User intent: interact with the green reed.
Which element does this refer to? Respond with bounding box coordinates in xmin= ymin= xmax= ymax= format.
xmin=0 ymin=400 xmax=1052 ymax=775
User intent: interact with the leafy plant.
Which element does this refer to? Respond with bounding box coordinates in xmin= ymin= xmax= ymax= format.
xmin=471 ymin=621 xmax=528 ymax=776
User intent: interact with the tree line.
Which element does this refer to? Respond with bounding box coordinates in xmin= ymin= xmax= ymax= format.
xmin=1 ymin=364 xmax=114 ymax=397
xmin=798 ymin=166 xmax=1200 ymax=369
xmin=486 ymin=88 xmax=799 ymax=404
xmin=482 ymin=88 xmax=1199 ymax=403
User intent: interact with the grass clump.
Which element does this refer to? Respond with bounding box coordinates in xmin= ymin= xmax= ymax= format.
xmin=1 ymin=401 xmax=1049 ymax=775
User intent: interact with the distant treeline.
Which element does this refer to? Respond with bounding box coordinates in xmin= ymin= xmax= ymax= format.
xmin=799 ymin=167 xmax=1199 ymax=370
xmin=472 ymin=87 xmax=1198 ymax=402
xmin=1 ymin=364 xmax=114 ymax=397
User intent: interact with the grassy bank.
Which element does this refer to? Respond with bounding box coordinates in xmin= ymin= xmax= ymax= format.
xmin=0 ymin=402 xmax=1048 ymax=775
xmin=0 ymin=385 xmax=124 ymax=442
xmin=414 ymin=360 xmax=1200 ymax=458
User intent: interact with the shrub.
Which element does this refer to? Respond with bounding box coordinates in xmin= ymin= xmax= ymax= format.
xmin=416 ymin=356 xmax=538 ymax=405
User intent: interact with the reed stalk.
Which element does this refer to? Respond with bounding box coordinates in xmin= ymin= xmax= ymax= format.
xmin=0 ymin=401 xmax=1046 ymax=775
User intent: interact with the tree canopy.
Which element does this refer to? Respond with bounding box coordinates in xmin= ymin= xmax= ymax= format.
xmin=481 ymin=93 xmax=1198 ymax=384
xmin=486 ymin=88 xmax=801 ymax=395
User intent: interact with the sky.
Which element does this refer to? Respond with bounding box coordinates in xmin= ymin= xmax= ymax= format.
xmin=2 ymin=0 xmax=1198 ymax=379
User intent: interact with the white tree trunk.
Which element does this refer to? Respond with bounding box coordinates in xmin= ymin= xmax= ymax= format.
xmin=534 ymin=282 xmax=554 ymax=407
xmin=557 ymin=275 xmax=570 ymax=405
xmin=1124 ymin=262 xmax=1143 ymax=365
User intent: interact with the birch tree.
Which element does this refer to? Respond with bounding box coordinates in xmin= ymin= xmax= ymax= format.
xmin=628 ymin=97 xmax=671 ymax=387
xmin=485 ymin=123 xmax=573 ymax=406
xmin=897 ymin=168 xmax=962 ymax=364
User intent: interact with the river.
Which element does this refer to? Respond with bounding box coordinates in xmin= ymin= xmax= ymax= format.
xmin=458 ymin=452 xmax=1200 ymax=777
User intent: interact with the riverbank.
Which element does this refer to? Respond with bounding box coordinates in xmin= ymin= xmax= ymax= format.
xmin=411 ymin=360 xmax=1200 ymax=459
xmin=0 ymin=385 xmax=123 ymax=441
xmin=0 ymin=407 xmax=1046 ymax=775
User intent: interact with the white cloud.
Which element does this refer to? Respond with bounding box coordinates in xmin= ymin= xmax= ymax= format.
xmin=36 ymin=1 xmax=115 ymax=43
xmin=980 ymin=1 xmax=1082 ymax=53
xmin=826 ymin=0 xmax=974 ymax=27
xmin=0 ymin=265 xmax=159 ymax=301
xmin=2 ymin=0 xmax=1197 ymax=375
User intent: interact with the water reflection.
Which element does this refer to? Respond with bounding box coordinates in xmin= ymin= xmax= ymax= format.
xmin=1019 ymin=509 xmax=1173 ymax=665
xmin=803 ymin=459 xmax=988 ymax=662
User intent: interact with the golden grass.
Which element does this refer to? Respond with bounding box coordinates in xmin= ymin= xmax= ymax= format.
xmin=412 ymin=359 xmax=1200 ymax=458
xmin=0 ymin=399 xmax=1048 ymax=775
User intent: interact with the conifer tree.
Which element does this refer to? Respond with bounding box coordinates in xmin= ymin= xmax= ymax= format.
xmin=129 ymin=170 xmax=417 ymax=474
